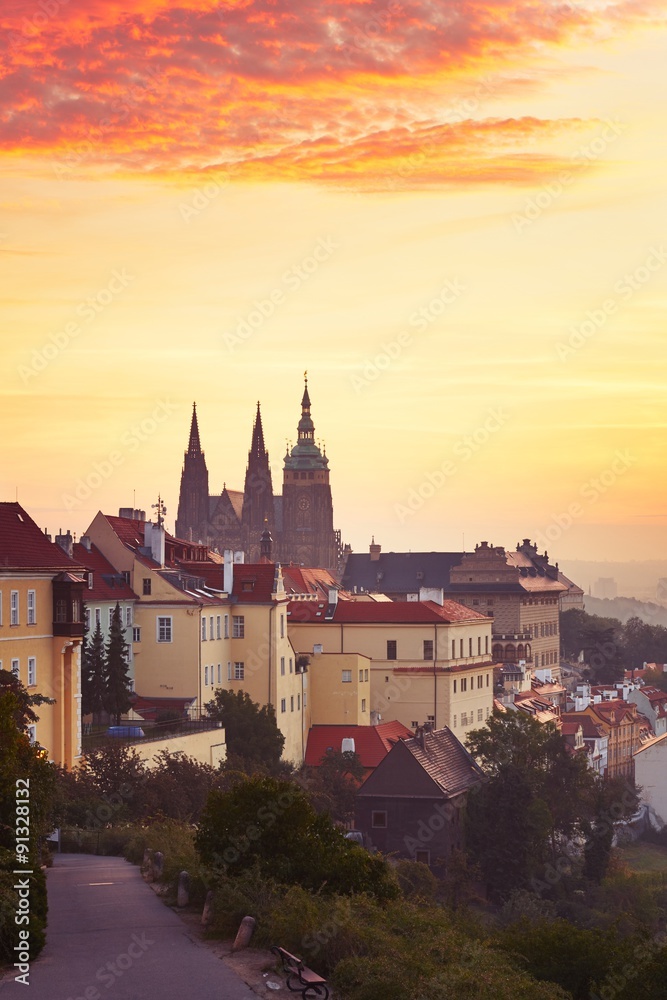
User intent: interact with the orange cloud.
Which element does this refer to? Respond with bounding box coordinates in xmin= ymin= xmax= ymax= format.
xmin=0 ymin=1 xmax=662 ymax=185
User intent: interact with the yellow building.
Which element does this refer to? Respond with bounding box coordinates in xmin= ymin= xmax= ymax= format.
xmin=307 ymin=651 xmax=372 ymax=727
xmin=86 ymin=510 xmax=308 ymax=763
xmin=288 ymin=593 xmax=495 ymax=740
xmin=0 ymin=503 xmax=85 ymax=769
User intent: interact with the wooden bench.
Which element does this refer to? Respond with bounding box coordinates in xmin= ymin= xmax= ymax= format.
xmin=270 ymin=945 xmax=329 ymax=999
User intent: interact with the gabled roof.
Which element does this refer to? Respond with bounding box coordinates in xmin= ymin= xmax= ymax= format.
xmin=287 ymin=599 xmax=487 ymax=625
xmin=640 ymin=686 xmax=667 ymax=705
xmin=73 ymin=542 xmax=137 ymax=602
xmin=0 ymin=503 xmax=85 ymax=573
xmin=305 ymin=722 xmax=414 ymax=768
xmin=357 ymin=727 xmax=485 ymax=800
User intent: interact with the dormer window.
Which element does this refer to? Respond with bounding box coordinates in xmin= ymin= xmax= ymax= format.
xmin=88 ymin=572 xmax=94 ymax=589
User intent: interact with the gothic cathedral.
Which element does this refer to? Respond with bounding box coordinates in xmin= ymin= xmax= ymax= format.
xmin=175 ymin=376 xmax=342 ymax=571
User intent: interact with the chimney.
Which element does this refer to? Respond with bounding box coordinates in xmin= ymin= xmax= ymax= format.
xmin=419 ymin=586 xmax=444 ymax=606
xmin=223 ymin=550 xmax=234 ymax=593
xmin=369 ymin=538 xmax=381 ymax=562
xmin=144 ymin=521 xmax=165 ymax=567
xmin=80 ymin=534 xmax=92 ymax=552
xmin=328 ymin=588 xmax=338 ymax=606
xmin=55 ymin=529 xmax=74 ymax=559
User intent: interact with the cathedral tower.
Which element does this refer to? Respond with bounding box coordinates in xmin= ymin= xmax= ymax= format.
xmin=280 ymin=374 xmax=337 ymax=568
xmin=175 ymin=403 xmax=210 ymax=542
xmin=242 ymin=402 xmax=275 ymax=561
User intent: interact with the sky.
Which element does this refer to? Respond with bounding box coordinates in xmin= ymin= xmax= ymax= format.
xmin=2 ymin=0 xmax=667 ymax=568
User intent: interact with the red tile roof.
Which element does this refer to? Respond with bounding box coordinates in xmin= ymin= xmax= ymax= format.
xmin=561 ymin=713 xmax=607 ymax=740
xmin=400 ymin=728 xmax=485 ymax=796
xmin=640 ymin=686 xmax=667 ymax=704
xmin=288 ymin=599 xmax=487 ymax=625
xmin=305 ymin=721 xmax=414 ymax=768
xmin=232 ymin=563 xmax=279 ymax=602
xmin=0 ymin=503 xmax=85 ymax=572
xmin=73 ymin=542 xmax=136 ymax=602
xmin=282 ymin=565 xmax=341 ymax=598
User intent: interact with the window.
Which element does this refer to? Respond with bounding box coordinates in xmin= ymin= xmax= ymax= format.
xmin=281 ymin=656 xmax=285 ymax=676
xmin=461 ymin=712 xmax=468 ymax=726
xmin=224 ymin=614 xmax=229 ymax=638
xmin=234 ymin=661 xmax=244 ymax=680
xmin=280 ymin=698 xmax=286 ymax=713
xmin=359 ymin=668 xmax=363 ymax=681
xmin=387 ymin=640 xmax=397 ymax=660
xmin=125 ymin=606 xmax=132 ymax=627
xmin=461 ymin=678 xmax=467 ymax=692
xmin=453 ymin=714 xmax=457 ymax=728
xmin=469 ymin=638 xmax=473 ymax=656
xmin=209 ymin=616 xmax=214 ymax=640
xmin=204 ymin=665 xmax=209 ymax=685
xmin=27 ymin=590 xmax=36 ymax=625
xmin=217 ymin=664 xmax=221 ymax=684
xmin=427 ymin=715 xmax=435 ymax=723
xmin=486 ymin=673 xmax=490 ymax=687
xmin=143 ymin=578 xmax=151 ymax=595
xmin=87 ymin=572 xmax=94 ymax=589
xmin=452 ymin=640 xmax=456 ymax=659
xmin=232 ymin=615 xmax=245 ymax=638
xmin=364 ymin=669 xmax=369 ymax=682
xmin=372 ymin=811 xmax=387 ymax=829
xmin=411 ymin=720 xmax=419 ymax=729
xmin=108 ymin=607 xmax=114 ymax=629
xmin=478 ymin=636 xmax=481 ymax=655
xmin=201 ymin=618 xmax=207 ymax=641
xmin=423 ymin=640 xmax=434 ymax=660
xmin=28 ymin=658 xmax=36 ymax=686
xmin=280 ymin=614 xmax=285 ymax=638
xmin=84 ymin=607 xmax=90 ymax=630
xmin=227 ymin=661 xmax=232 ymax=680
xmin=477 ymin=708 xmax=483 ymax=721
xmin=157 ymin=617 xmax=172 ymax=642
xmin=453 ymin=680 xmax=457 ymax=694
xmin=95 ymin=607 xmax=101 ymax=627
xmin=290 ymin=696 xmax=294 ymax=712
xmin=485 ymin=635 xmax=489 ymax=654
xmin=216 ymin=616 xmax=221 ymax=639
xmin=289 ymin=658 xmax=293 ymax=673
xmin=10 ymin=591 xmax=19 ymax=626
xmin=342 ymin=670 xmax=352 ymax=683
xmin=11 ymin=659 xmax=19 ymax=679
xmin=477 ymin=674 xmax=483 ymax=689
xmin=133 ymin=626 xmax=141 ymax=642
xmin=459 ymin=638 xmax=463 ymax=657
xmin=122 ymin=571 xmax=131 ymax=585
xmin=361 ymin=698 xmax=366 ymax=712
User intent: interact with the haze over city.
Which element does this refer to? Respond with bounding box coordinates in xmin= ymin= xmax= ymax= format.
xmin=2 ymin=0 xmax=666 ymax=565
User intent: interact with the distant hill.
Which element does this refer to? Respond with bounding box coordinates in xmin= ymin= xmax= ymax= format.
xmin=583 ymin=594 xmax=667 ymax=627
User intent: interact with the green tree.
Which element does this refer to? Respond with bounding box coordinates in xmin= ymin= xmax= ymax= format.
xmin=0 ymin=672 xmax=57 ymax=963
xmin=298 ymin=748 xmax=365 ymax=823
xmin=196 ymin=775 xmax=398 ymax=900
xmin=465 ymin=711 xmax=598 ymax=901
xmin=82 ymin=619 xmax=106 ymax=723
xmin=103 ymin=603 xmax=132 ymax=725
xmin=205 ymin=689 xmax=284 ymax=768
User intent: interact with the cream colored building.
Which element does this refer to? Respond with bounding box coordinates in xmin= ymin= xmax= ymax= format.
xmin=86 ymin=510 xmax=308 ymax=763
xmin=0 ymin=503 xmax=85 ymax=769
xmin=307 ymin=651 xmax=371 ymax=727
xmin=288 ymin=593 xmax=494 ymax=740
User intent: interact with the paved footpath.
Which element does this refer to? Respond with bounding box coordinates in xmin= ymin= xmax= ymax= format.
xmin=0 ymin=854 xmax=259 ymax=1000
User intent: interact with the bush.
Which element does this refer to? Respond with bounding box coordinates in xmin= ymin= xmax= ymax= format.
xmin=125 ymin=819 xmax=209 ymax=904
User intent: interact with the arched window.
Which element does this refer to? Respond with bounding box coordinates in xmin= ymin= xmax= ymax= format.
xmin=517 ymin=643 xmax=525 ymax=660
xmin=492 ymin=644 xmax=503 ymax=662
xmin=504 ymin=644 xmax=516 ymax=662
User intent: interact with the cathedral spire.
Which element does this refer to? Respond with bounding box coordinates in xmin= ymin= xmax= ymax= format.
xmin=249 ymin=401 xmax=267 ymax=461
xmin=187 ymin=402 xmax=203 ymax=457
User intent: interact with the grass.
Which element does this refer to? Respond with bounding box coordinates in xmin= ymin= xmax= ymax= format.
xmin=616 ymin=841 xmax=667 ymax=873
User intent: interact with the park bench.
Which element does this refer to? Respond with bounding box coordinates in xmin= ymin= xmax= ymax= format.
xmin=270 ymin=945 xmax=329 ymax=999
